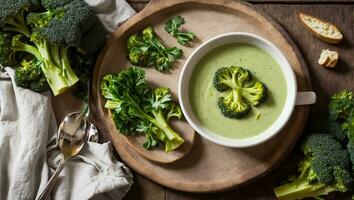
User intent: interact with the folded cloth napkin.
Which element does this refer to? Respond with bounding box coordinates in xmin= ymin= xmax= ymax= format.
xmin=0 ymin=67 xmax=134 ymax=200
xmin=84 ymin=0 xmax=136 ymax=33
xmin=0 ymin=1 xmax=136 ymax=199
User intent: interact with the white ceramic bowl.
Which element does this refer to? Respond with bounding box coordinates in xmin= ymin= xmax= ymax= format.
xmin=178 ymin=32 xmax=297 ymax=148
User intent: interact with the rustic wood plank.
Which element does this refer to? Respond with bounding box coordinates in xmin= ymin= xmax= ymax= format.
xmin=119 ymin=3 xmax=354 ymax=200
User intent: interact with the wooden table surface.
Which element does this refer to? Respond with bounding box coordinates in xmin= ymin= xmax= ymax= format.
xmin=119 ymin=0 xmax=354 ymax=199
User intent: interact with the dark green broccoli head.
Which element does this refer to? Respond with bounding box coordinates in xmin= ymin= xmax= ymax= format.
xmin=0 ymin=0 xmax=30 ymax=25
xmin=15 ymin=59 xmax=49 ymax=92
xmin=326 ymin=119 xmax=348 ymax=143
xmin=218 ymin=89 xmax=251 ymax=119
xmin=329 ymin=90 xmax=354 ymax=120
xmin=213 ymin=66 xmax=267 ymax=119
xmin=0 ymin=0 xmax=31 ymax=38
xmin=332 ymin=166 xmax=354 ymax=192
xmin=347 ymin=140 xmax=354 ymax=173
xmin=41 ymin=0 xmax=72 ymax=9
xmin=35 ymin=0 xmax=97 ymax=47
xmin=274 ymin=133 xmax=354 ymax=200
xmin=302 ymin=133 xmax=351 ymax=185
xmin=0 ymin=31 xmax=13 ymax=66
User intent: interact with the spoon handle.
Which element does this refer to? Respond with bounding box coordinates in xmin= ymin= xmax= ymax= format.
xmin=37 ymin=157 xmax=67 ymax=200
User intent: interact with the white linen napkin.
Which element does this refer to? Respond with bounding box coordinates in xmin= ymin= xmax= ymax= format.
xmin=0 ymin=67 xmax=134 ymax=200
xmin=84 ymin=0 xmax=136 ymax=33
xmin=0 ymin=0 xmax=136 ymax=199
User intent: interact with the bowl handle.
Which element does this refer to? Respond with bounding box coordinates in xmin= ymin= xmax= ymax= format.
xmin=296 ymin=91 xmax=317 ymax=105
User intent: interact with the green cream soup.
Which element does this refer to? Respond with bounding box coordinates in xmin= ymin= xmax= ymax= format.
xmin=189 ymin=43 xmax=287 ymax=139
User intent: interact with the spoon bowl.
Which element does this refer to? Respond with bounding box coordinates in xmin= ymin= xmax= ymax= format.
xmin=58 ymin=112 xmax=88 ymax=159
xmin=37 ymin=112 xmax=89 ymax=200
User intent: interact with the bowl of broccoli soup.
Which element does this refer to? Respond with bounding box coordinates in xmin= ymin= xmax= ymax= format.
xmin=178 ymin=32 xmax=308 ymax=148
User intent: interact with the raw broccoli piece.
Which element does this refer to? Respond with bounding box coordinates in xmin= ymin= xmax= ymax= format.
xmin=0 ymin=1 xmax=80 ymax=95
xmin=0 ymin=31 xmax=14 ymax=66
xmin=127 ymin=27 xmax=183 ymax=72
xmin=213 ymin=66 xmax=267 ymax=119
xmin=273 ymin=134 xmax=353 ymax=200
xmin=326 ymin=118 xmax=348 ymax=144
xmin=30 ymin=31 xmax=79 ymax=95
xmin=15 ymin=58 xmax=49 ymax=92
xmin=41 ymin=0 xmax=72 ymax=9
xmin=100 ymin=67 xmax=185 ymax=152
xmin=165 ymin=16 xmax=195 ymax=45
xmin=0 ymin=0 xmax=31 ymax=37
xmin=29 ymin=0 xmax=105 ymax=54
xmin=36 ymin=0 xmax=97 ymax=47
xmin=329 ymin=90 xmax=354 ymax=120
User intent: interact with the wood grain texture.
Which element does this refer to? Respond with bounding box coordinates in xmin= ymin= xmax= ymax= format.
xmin=91 ymin=0 xmax=312 ymax=195
xmin=118 ymin=2 xmax=354 ymax=200
xmin=127 ymin=0 xmax=354 ymax=11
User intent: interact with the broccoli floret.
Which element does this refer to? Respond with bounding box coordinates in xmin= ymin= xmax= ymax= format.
xmin=41 ymin=0 xmax=72 ymax=9
xmin=326 ymin=118 xmax=348 ymax=144
xmin=127 ymin=26 xmax=183 ymax=72
xmin=218 ymin=89 xmax=251 ymax=118
xmin=274 ymin=134 xmax=353 ymax=200
xmin=213 ymin=66 xmax=267 ymax=119
xmin=0 ymin=0 xmax=31 ymax=37
xmin=166 ymin=102 xmax=183 ymax=121
xmin=101 ymin=67 xmax=185 ymax=152
xmin=347 ymin=140 xmax=354 ymax=173
xmin=15 ymin=59 xmax=49 ymax=92
xmin=329 ymin=90 xmax=354 ymax=120
xmin=241 ymin=82 xmax=267 ymax=106
xmin=0 ymin=31 xmax=14 ymax=66
xmin=37 ymin=0 xmax=97 ymax=47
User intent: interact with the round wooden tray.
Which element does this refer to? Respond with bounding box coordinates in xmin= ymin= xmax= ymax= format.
xmin=92 ymin=0 xmax=312 ymax=192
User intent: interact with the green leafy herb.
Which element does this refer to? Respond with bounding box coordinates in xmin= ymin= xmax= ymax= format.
xmin=165 ymin=16 xmax=195 ymax=45
xmin=127 ymin=27 xmax=183 ymax=72
xmin=100 ymin=66 xmax=184 ymax=152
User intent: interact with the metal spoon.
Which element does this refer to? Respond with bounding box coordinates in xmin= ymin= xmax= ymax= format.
xmin=37 ymin=112 xmax=89 ymax=200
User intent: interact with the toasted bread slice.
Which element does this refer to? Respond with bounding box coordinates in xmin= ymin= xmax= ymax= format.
xmin=299 ymin=12 xmax=343 ymax=44
xmin=318 ymin=49 xmax=338 ymax=68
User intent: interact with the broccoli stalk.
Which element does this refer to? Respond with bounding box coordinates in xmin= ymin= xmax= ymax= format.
xmin=24 ymin=32 xmax=79 ymax=95
xmin=274 ymin=163 xmax=340 ymax=200
xmin=274 ymin=134 xmax=353 ymax=200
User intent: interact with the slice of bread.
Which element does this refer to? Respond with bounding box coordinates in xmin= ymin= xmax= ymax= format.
xmin=318 ymin=49 xmax=338 ymax=68
xmin=299 ymin=12 xmax=343 ymax=44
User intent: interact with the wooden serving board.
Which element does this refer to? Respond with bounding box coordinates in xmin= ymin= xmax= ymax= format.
xmin=92 ymin=0 xmax=312 ymax=192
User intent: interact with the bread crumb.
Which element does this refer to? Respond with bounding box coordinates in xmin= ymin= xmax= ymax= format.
xmin=318 ymin=49 xmax=338 ymax=68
